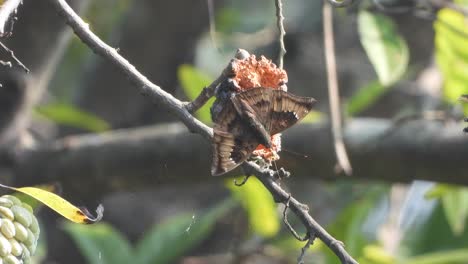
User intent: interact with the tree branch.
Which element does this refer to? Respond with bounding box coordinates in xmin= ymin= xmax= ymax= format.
xmin=14 ymin=118 xmax=468 ymax=188
xmin=323 ymin=2 xmax=352 ymax=175
xmin=275 ymin=0 xmax=286 ymax=69
xmin=48 ymin=0 xmax=212 ymax=140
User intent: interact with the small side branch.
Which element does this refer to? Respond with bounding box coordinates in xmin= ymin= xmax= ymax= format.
xmin=323 ymin=2 xmax=352 ymax=175
xmin=0 ymin=0 xmax=22 ymax=37
xmin=283 ymin=195 xmax=309 ymax=241
xmin=186 ymin=62 xmax=234 ymax=114
xmin=275 ymin=0 xmax=286 ymax=69
xmin=297 ymin=236 xmax=314 ymax=264
xmin=0 ymin=41 xmax=29 ymax=72
xmin=248 ymin=162 xmax=359 ymax=264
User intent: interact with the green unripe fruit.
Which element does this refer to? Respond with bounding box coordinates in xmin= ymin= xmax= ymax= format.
xmin=0 ymin=196 xmax=39 ymax=264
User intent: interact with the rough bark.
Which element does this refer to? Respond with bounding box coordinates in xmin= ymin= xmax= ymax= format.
xmin=13 ymin=118 xmax=468 ymax=193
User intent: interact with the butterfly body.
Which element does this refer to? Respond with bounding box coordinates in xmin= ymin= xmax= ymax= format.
xmin=211 ymin=87 xmax=316 ymax=176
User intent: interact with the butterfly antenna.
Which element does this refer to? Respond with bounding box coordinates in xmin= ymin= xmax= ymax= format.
xmin=282 ymin=148 xmax=312 ymax=160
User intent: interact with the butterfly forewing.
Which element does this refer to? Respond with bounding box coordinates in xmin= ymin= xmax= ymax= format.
xmin=234 ymin=88 xmax=316 ymax=135
xmin=268 ymin=90 xmax=316 ymax=135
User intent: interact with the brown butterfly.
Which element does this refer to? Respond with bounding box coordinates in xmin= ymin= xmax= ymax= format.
xmin=211 ymin=87 xmax=316 ymax=176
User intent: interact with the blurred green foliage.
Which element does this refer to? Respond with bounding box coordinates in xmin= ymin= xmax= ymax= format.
xmin=226 ymin=176 xmax=280 ymax=238
xmin=177 ymin=64 xmax=214 ymax=124
xmin=427 ymin=184 xmax=468 ymax=235
xmin=435 ymin=8 xmax=468 ymax=113
xmin=64 ymin=198 xmax=236 ymax=264
xmin=346 ymin=80 xmax=385 ymax=115
xmin=348 ymin=11 xmax=409 ymax=116
xmin=35 ymin=103 xmax=110 ymax=132
xmin=358 ymin=11 xmax=409 ymax=87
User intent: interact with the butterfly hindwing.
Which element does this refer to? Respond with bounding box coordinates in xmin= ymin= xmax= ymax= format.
xmin=211 ymin=101 xmax=261 ymax=176
xmin=211 ymin=128 xmax=260 ymax=176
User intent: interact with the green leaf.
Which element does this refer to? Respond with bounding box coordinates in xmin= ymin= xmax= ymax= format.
xmin=319 ymin=186 xmax=385 ymax=264
xmin=358 ymin=11 xmax=409 ymax=86
xmin=359 ymin=244 xmax=395 ymax=264
xmin=403 ymin=249 xmax=468 ymax=264
xmin=226 ymin=176 xmax=280 ymax=238
xmin=401 ymin=202 xmax=468 ymax=257
xmin=441 ymin=186 xmax=468 ymax=235
xmin=425 ymin=184 xmax=452 ymax=200
xmin=425 ymin=184 xmax=468 ymax=235
xmin=177 ymin=64 xmax=214 ymax=124
xmin=435 ymin=8 xmax=468 ymax=114
xmin=346 ymin=80 xmax=386 ymax=115
xmin=134 ymin=198 xmax=236 ymax=264
xmin=301 ymin=110 xmax=325 ymax=123
xmin=35 ymin=103 xmax=110 ymax=132
xmin=63 ymin=223 xmax=133 ymax=264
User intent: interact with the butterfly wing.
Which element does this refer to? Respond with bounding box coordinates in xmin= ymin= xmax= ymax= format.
xmin=233 ymin=88 xmax=316 ymax=135
xmin=211 ymin=102 xmax=260 ymax=176
xmin=211 ymin=87 xmax=316 ymax=176
xmin=268 ymin=89 xmax=316 ymax=134
xmin=211 ymin=128 xmax=260 ymax=176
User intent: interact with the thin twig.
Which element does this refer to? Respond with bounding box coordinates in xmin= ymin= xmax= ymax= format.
xmin=250 ymin=162 xmax=358 ymax=264
xmin=234 ymin=175 xmax=251 ymax=186
xmin=283 ymin=195 xmax=309 ymax=241
xmin=0 ymin=0 xmax=22 ymax=37
xmin=49 ymin=0 xmax=359 ymax=263
xmin=297 ymin=235 xmax=314 ymax=264
xmin=0 ymin=40 xmax=29 ymax=72
xmin=275 ymin=0 xmax=286 ymax=69
xmin=323 ymin=2 xmax=352 ymax=176
xmin=186 ymin=62 xmax=233 ymax=113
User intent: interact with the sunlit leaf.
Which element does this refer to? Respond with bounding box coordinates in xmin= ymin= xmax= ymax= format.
xmin=134 ymin=198 xmax=236 ymax=264
xmin=319 ymin=186 xmax=385 ymax=264
xmin=346 ymin=80 xmax=386 ymax=115
xmin=403 ymin=248 xmax=468 ymax=264
xmin=13 ymin=184 xmax=60 ymax=210
xmin=359 ymin=244 xmax=395 ymax=264
xmin=423 ymin=183 xmax=468 ymax=235
xmin=177 ymin=64 xmax=214 ymax=124
xmin=64 ymin=223 xmax=132 ymax=264
xmin=35 ymin=103 xmax=110 ymax=132
xmin=300 ymin=110 xmax=325 ymax=123
xmin=226 ymin=176 xmax=280 ymax=238
xmin=0 ymin=184 xmax=103 ymax=224
xmin=425 ymin=184 xmax=452 ymax=200
xmin=358 ymin=11 xmax=409 ymax=86
xmin=435 ymin=8 xmax=468 ymax=114
xmin=441 ymin=187 xmax=468 ymax=235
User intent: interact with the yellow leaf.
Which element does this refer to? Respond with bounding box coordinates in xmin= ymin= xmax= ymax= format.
xmin=0 ymin=184 xmax=103 ymax=224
